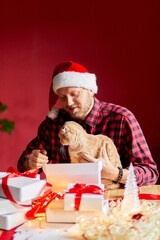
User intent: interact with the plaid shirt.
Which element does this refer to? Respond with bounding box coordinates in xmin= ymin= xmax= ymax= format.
xmin=18 ymin=97 xmax=159 ymax=186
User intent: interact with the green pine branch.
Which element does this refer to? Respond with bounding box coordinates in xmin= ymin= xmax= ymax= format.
xmin=0 ymin=102 xmax=15 ymax=134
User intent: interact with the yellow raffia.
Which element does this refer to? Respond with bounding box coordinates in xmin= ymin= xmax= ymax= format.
xmin=77 ymin=200 xmax=160 ymax=240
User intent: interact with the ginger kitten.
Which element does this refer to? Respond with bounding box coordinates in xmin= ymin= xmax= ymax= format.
xmin=58 ymin=121 xmax=122 ymax=190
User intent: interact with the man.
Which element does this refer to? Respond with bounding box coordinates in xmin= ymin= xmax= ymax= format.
xmin=18 ymin=61 xmax=159 ymax=186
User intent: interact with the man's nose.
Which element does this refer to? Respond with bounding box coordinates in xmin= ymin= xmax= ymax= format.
xmin=66 ymin=96 xmax=74 ymax=106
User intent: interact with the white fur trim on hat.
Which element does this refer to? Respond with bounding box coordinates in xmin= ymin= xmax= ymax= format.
xmin=47 ymin=107 xmax=59 ymax=119
xmin=53 ymin=71 xmax=98 ymax=93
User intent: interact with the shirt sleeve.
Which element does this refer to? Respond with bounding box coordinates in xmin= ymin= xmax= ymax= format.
xmin=120 ymin=113 xmax=159 ymax=186
xmin=17 ymin=118 xmax=51 ymax=172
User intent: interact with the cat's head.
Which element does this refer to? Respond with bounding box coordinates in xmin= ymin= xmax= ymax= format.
xmin=58 ymin=121 xmax=84 ymax=146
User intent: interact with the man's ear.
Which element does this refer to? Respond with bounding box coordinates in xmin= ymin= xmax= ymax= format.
xmin=89 ymin=90 xmax=94 ymax=97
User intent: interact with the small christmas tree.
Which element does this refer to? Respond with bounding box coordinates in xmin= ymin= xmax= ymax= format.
xmin=121 ymin=163 xmax=140 ymax=214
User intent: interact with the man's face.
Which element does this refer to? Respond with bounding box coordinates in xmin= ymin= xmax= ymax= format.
xmin=57 ymin=87 xmax=94 ymax=120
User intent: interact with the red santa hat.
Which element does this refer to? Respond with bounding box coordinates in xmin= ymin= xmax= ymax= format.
xmin=49 ymin=61 xmax=97 ymax=110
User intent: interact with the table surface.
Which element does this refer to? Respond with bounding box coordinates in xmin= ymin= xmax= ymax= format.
xmin=105 ymin=184 xmax=160 ymax=202
xmin=0 ymin=184 xmax=160 ymax=236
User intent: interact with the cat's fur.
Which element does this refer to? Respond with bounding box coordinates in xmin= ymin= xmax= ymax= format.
xmin=58 ymin=121 xmax=122 ymax=190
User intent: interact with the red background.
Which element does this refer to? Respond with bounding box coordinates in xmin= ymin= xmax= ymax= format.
xmin=0 ymin=1 xmax=159 ymax=183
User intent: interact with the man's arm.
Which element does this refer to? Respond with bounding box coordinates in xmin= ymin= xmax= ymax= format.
xmin=17 ymin=119 xmax=50 ymax=172
xmin=17 ymin=139 xmax=48 ymax=172
xmin=120 ymin=113 xmax=159 ymax=186
xmin=78 ymin=144 xmax=129 ymax=184
xmin=78 ymin=112 xmax=159 ymax=186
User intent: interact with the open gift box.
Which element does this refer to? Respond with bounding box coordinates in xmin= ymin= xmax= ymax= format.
xmin=43 ymin=161 xmax=102 ymax=193
xmin=44 ymin=161 xmax=108 ymax=223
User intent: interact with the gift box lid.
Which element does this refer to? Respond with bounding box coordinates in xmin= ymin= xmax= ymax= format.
xmin=0 ymin=172 xmax=40 ymax=180
xmin=43 ymin=161 xmax=102 ymax=193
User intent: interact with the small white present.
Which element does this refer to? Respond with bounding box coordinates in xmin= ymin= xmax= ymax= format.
xmin=0 ymin=172 xmax=46 ymax=202
xmin=0 ymin=211 xmax=27 ymax=230
xmin=64 ymin=183 xmax=104 ymax=211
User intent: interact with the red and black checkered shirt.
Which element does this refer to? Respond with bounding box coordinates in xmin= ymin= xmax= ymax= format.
xmin=18 ymin=97 xmax=159 ymax=186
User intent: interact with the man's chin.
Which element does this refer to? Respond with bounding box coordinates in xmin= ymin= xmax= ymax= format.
xmin=70 ymin=113 xmax=85 ymax=120
xmin=68 ymin=111 xmax=80 ymax=119
xmin=65 ymin=108 xmax=85 ymax=120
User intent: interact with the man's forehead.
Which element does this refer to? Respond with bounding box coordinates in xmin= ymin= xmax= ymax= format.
xmin=57 ymin=86 xmax=82 ymax=95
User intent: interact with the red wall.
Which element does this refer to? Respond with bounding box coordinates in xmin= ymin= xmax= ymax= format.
xmin=0 ymin=1 xmax=159 ymax=182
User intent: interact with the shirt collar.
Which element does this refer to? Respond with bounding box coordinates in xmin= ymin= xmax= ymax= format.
xmin=84 ymin=97 xmax=101 ymax=127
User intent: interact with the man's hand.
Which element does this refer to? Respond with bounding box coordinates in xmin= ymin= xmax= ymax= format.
xmin=77 ymin=144 xmax=119 ymax=182
xmin=28 ymin=149 xmax=49 ymax=169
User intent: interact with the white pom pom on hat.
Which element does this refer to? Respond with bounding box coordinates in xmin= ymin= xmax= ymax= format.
xmin=49 ymin=61 xmax=98 ymax=110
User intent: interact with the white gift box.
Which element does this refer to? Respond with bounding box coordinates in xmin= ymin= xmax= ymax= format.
xmin=0 ymin=211 xmax=27 ymax=230
xmin=0 ymin=172 xmax=46 ymax=202
xmin=0 ymin=197 xmax=31 ymax=215
xmin=64 ymin=183 xmax=104 ymax=211
xmin=43 ymin=161 xmax=102 ymax=193
xmin=46 ymin=208 xmax=103 ymax=223
xmin=47 ymin=199 xmax=64 ymax=209
xmin=46 ymin=200 xmax=109 ymax=223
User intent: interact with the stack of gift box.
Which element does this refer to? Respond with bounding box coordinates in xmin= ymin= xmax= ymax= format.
xmin=0 ymin=172 xmax=46 ymax=230
xmin=44 ymin=162 xmax=108 ymax=223
xmin=46 ymin=183 xmax=107 ymax=223
xmin=0 ymin=161 xmax=108 ymax=229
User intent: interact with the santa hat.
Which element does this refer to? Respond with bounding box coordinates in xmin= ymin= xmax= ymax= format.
xmin=49 ymin=61 xmax=97 ymax=110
